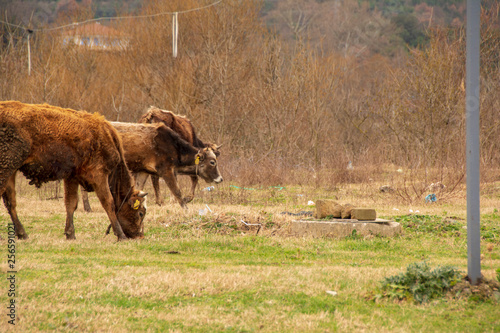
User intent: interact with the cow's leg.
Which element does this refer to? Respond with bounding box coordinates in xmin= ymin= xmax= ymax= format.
xmin=183 ymin=175 xmax=199 ymax=204
xmin=92 ymin=177 xmax=127 ymax=240
xmin=0 ymin=126 xmax=30 ymax=238
xmin=81 ymin=188 xmax=92 ymax=212
xmin=150 ymin=175 xmax=164 ymax=206
xmin=2 ymin=174 xmax=28 ymax=240
xmin=64 ymin=179 xmax=79 ymax=240
xmin=161 ymin=168 xmax=186 ymax=209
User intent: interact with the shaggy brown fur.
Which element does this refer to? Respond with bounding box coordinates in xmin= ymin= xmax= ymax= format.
xmin=138 ymin=106 xmax=221 ymax=205
xmin=0 ymin=101 xmax=147 ymax=240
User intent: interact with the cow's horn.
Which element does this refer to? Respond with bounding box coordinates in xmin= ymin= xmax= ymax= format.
xmin=216 ymin=144 xmax=223 ymax=150
xmin=138 ymin=191 xmax=148 ymax=198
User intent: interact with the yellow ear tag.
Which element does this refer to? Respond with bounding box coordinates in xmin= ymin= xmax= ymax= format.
xmin=133 ymin=200 xmax=140 ymax=210
xmin=195 ymin=156 xmax=200 ymax=165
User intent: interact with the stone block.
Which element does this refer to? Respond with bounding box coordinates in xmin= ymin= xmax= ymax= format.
xmin=341 ymin=203 xmax=354 ymax=219
xmin=351 ymin=208 xmax=377 ymax=221
xmin=314 ymin=200 xmax=343 ymax=218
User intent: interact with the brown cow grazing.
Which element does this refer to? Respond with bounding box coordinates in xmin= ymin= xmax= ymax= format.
xmin=110 ymin=121 xmax=222 ymax=209
xmin=138 ymin=106 xmax=221 ymax=205
xmin=0 ymin=101 xmax=147 ymax=240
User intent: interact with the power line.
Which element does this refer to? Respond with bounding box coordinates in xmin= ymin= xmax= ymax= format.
xmin=0 ymin=0 xmax=222 ymax=33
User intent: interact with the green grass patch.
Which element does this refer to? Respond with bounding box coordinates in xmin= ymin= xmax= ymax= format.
xmin=1 ymin=185 xmax=500 ymax=332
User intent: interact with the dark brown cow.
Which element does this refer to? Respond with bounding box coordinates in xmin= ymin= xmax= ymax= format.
xmin=110 ymin=121 xmax=222 ymax=209
xmin=0 ymin=101 xmax=147 ymax=240
xmin=138 ymin=106 xmax=221 ymax=205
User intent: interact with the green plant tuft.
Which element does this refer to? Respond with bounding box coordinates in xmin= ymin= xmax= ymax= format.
xmin=375 ymin=261 xmax=463 ymax=304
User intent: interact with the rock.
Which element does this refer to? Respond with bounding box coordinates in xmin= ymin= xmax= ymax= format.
xmin=341 ymin=204 xmax=354 ymax=219
xmin=379 ymin=185 xmax=395 ymax=193
xmin=314 ymin=200 xmax=343 ymax=219
xmin=351 ymin=208 xmax=377 ymax=221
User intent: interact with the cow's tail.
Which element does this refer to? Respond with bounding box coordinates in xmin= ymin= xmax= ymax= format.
xmin=0 ymin=122 xmax=30 ymax=196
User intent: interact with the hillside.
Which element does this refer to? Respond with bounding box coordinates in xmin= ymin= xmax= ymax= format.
xmin=0 ymin=0 xmax=478 ymax=58
xmin=0 ymin=0 xmax=142 ymax=25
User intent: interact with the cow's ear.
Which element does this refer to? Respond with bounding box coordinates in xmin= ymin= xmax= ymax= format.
xmin=129 ymin=192 xmax=147 ymax=209
xmin=129 ymin=199 xmax=141 ymax=210
xmin=195 ymin=151 xmax=204 ymax=164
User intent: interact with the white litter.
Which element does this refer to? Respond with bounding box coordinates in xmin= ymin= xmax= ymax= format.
xmin=240 ymin=219 xmax=261 ymax=226
xmin=326 ymin=290 xmax=338 ymax=296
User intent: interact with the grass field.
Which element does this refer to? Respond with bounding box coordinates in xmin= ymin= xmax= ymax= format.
xmin=1 ymin=176 xmax=499 ymax=332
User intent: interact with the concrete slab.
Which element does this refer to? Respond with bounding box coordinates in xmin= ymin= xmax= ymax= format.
xmin=291 ymin=219 xmax=401 ymax=238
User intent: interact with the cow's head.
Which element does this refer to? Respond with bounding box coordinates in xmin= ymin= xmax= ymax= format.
xmin=205 ymin=143 xmax=222 ymax=157
xmin=195 ymin=147 xmax=223 ymax=184
xmin=117 ymin=190 xmax=148 ymax=238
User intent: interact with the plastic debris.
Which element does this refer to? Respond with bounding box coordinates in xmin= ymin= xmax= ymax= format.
xmin=198 ymin=209 xmax=207 ymax=216
xmin=280 ymin=211 xmax=313 ymax=217
xmin=203 ymin=186 xmax=215 ymax=191
xmin=307 ymin=201 xmax=315 ymax=206
xmin=326 ymin=290 xmax=338 ymax=296
xmin=230 ymin=185 xmax=256 ymax=190
xmin=229 ymin=185 xmax=286 ymax=191
xmin=425 ymin=193 xmax=437 ymax=203
xmin=270 ymin=186 xmax=285 ymax=191
xmin=239 ymin=219 xmax=261 ymax=226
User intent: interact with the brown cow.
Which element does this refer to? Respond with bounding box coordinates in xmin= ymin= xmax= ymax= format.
xmin=0 ymin=101 xmax=147 ymax=240
xmin=110 ymin=121 xmax=222 ymax=209
xmin=138 ymin=106 xmax=221 ymax=205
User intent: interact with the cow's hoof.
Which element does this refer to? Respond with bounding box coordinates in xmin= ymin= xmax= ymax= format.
xmin=65 ymin=234 xmax=76 ymax=240
xmin=17 ymin=233 xmax=29 ymax=240
xmin=183 ymin=196 xmax=194 ymax=204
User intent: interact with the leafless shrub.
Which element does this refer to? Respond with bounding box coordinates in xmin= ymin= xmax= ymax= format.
xmin=0 ymin=1 xmax=498 ymax=192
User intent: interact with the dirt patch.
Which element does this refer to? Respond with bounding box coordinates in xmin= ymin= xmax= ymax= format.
xmin=449 ymin=276 xmax=500 ymax=302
